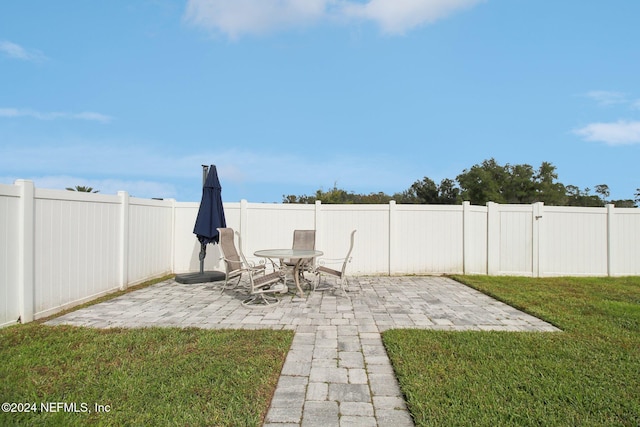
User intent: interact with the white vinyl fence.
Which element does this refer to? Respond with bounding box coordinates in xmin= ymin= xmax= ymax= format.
xmin=2 ymin=180 xmax=639 ymax=327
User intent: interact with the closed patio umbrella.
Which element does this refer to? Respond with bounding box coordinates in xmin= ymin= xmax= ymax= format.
xmin=175 ymin=165 xmax=227 ymax=284
xmin=193 ymin=164 xmax=226 ymax=247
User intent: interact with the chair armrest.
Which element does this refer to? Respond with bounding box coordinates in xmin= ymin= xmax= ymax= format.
xmin=246 ymin=259 xmax=266 ymax=270
xmin=317 ymin=257 xmax=352 ymax=266
xmin=220 ymin=255 xmax=266 ymax=273
xmin=316 ymin=265 xmax=341 ymax=276
xmin=248 ymin=265 xmax=266 ymax=276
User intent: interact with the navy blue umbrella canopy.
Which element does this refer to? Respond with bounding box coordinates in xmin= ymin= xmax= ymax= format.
xmin=193 ymin=165 xmax=226 ymax=245
xmin=175 ymin=164 xmax=227 ymax=283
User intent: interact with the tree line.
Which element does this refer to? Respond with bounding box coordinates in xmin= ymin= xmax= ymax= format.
xmin=283 ymin=158 xmax=639 ymax=207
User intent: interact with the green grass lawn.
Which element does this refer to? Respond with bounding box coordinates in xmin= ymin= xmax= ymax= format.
xmin=0 ymin=325 xmax=293 ymax=426
xmin=382 ymin=276 xmax=640 ymax=426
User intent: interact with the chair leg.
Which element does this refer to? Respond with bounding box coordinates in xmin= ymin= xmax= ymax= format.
xmin=279 ymin=272 xmax=289 ymax=294
xmin=312 ymin=271 xmax=320 ymax=291
xmin=242 ymin=293 xmax=280 ymax=306
xmin=314 ymin=273 xmax=348 ymax=296
xmin=220 ymin=272 xmax=243 ymax=294
xmin=338 ymin=276 xmax=349 ymax=298
xmin=313 ymin=272 xmax=332 ymax=292
xmin=299 ymin=271 xmax=313 ymax=291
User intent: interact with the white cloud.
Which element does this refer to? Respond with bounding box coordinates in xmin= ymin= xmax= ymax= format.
xmin=341 ymin=0 xmax=482 ymax=34
xmin=585 ymin=90 xmax=627 ymax=106
xmin=184 ymin=0 xmax=483 ymax=38
xmin=184 ymin=0 xmax=329 ymax=39
xmin=574 ymin=120 xmax=640 ymax=146
xmin=0 ymin=108 xmax=112 ymax=123
xmin=0 ymin=40 xmax=47 ymax=62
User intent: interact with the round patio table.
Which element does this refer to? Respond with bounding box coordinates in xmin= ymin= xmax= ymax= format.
xmin=254 ymin=249 xmax=323 ymax=297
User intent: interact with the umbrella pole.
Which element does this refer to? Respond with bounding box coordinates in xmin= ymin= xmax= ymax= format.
xmin=199 ymin=243 xmax=206 ymax=274
xmin=199 ymin=165 xmax=208 ymax=274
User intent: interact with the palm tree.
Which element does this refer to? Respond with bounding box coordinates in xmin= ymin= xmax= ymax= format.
xmin=66 ymin=185 xmax=99 ymax=193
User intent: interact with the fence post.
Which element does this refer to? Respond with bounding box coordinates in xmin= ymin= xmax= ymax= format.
xmin=239 ymin=199 xmax=249 ymax=245
xmin=169 ymin=198 xmax=176 ymax=274
xmin=606 ymin=204 xmax=615 ymax=277
xmin=388 ymin=200 xmax=397 ymax=275
xmin=16 ymin=180 xmax=35 ymax=323
xmin=532 ymin=202 xmax=544 ymax=278
xmin=314 ymin=200 xmax=322 ymax=250
xmin=462 ymin=201 xmax=470 ymax=275
xmin=486 ymin=202 xmax=499 ymax=275
xmin=118 ymin=191 xmax=129 ymax=290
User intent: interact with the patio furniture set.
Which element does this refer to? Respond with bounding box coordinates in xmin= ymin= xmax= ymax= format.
xmin=216 ymin=228 xmax=357 ymax=306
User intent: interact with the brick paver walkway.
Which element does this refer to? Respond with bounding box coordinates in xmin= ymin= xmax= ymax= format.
xmin=47 ymin=276 xmax=559 ymax=426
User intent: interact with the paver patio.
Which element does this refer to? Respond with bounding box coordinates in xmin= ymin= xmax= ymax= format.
xmin=46 ymin=275 xmax=560 ymax=426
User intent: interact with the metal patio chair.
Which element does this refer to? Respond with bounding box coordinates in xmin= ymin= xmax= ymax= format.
xmin=240 ymin=249 xmax=287 ymax=306
xmin=217 ymin=227 xmax=264 ymax=293
xmin=218 ymin=228 xmax=286 ymax=305
xmin=314 ymin=230 xmax=357 ymax=296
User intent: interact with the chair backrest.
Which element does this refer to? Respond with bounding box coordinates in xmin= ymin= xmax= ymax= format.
xmin=234 ymin=230 xmax=250 ymax=267
xmin=217 ymin=228 xmax=242 ymax=273
xmin=340 ymin=230 xmax=357 ymax=275
xmin=290 ymin=229 xmax=316 ymax=266
xmin=292 ymin=230 xmax=315 ymax=250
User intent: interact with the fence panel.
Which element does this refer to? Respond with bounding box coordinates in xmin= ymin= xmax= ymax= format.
xmin=317 ymin=204 xmax=388 ymax=275
xmin=319 ymin=204 xmax=390 ymax=275
xmin=173 ymin=202 xmax=202 ymax=273
xmin=501 ymin=206 xmax=534 ymax=275
xmin=488 ymin=204 xmax=535 ymax=276
xmin=394 ymin=205 xmax=464 ymax=274
xmin=241 ymin=203 xmax=317 ymax=265
xmin=610 ymin=208 xmax=640 ymax=276
xmin=465 ymin=204 xmax=488 ymax=274
xmin=541 ymin=206 xmax=608 ymax=276
xmin=127 ymin=198 xmax=174 ymax=284
xmin=0 ymin=185 xmax=21 ymax=327
xmin=33 ymin=189 xmax=121 ymax=318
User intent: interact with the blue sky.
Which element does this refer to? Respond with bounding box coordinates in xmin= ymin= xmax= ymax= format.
xmin=1 ymin=0 xmax=639 ymax=203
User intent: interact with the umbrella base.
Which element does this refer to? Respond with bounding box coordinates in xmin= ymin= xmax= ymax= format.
xmin=175 ymin=271 xmax=226 ymax=284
